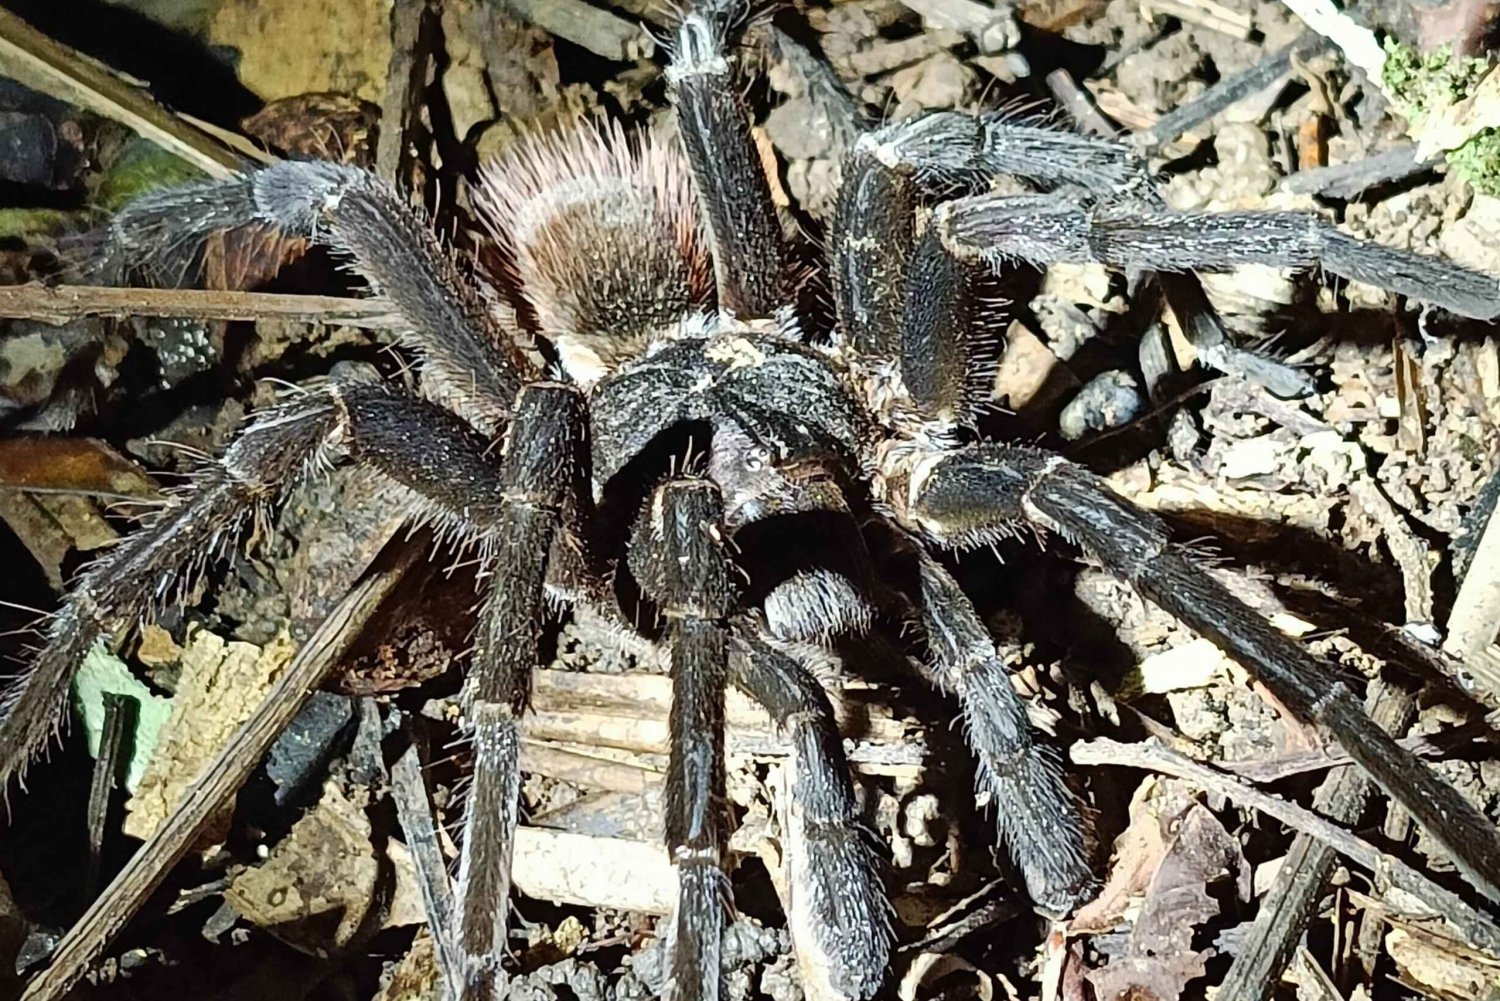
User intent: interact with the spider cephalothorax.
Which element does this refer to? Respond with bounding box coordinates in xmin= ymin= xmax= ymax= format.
xmin=4 ymin=2 xmax=1500 ymax=1000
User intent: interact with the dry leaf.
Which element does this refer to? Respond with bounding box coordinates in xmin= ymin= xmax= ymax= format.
xmin=1414 ymin=70 xmax=1500 ymax=158
xmin=0 ymin=437 xmax=158 ymax=586
xmin=0 ymin=437 xmax=158 ymax=497
xmin=1394 ymin=338 xmax=1428 ymax=456
xmin=1386 ymin=924 xmax=1500 ymax=1000
xmin=374 ymin=928 xmax=441 ymax=1001
xmin=226 ymin=781 xmax=379 ymax=955
xmin=1076 ymin=782 xmax=1250 ymax=1001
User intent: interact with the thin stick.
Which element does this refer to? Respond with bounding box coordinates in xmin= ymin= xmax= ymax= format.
xmin=1217 ymin=681 xmax=1413 ymax=1001
xmin=1347 ymin=477 xmax=1434 ymax=625
xmin=376 ymin=0 xmax=428 ymax=185
xmin=897 ymin=0 xmax=1017 ymax=54
xmin=21 ymin=535 xmax=419 ymax=1001
xmin=0 ymin=7 xmax=244 ymax=179
xmin=1275 ymin=0 xmax=1386 ymax=82
xmin=1045 ymin=68 xmax=1119 ymax=138
xmin=1218 ymin=719 xmax=1491 ymax=784
xmin=501 ymin=0 xmax=655 ymax=61
xmin=84 ymin=693 xmax=133 ymax=899
xmin=0 ymin=284 xmax=405 ymax=331
xmin=390 ymin=740 xmax=462 ymax=1001
xmin=1131 ymin=31 xmax=1331 ymax=151
xmin=1281 ymin=144 xmax=1441 ymax=198
xmin=1069 ymin=736 xmax=1500 ymax=954
xmin=1443 ymin=493 xmax=1500 ymax=705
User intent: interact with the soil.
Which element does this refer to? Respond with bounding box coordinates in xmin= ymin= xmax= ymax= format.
xmin=0 ymin=1 xmax=1498 ymax=1000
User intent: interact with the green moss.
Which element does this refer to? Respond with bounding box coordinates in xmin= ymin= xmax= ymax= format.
xmin=1381 ymin=40 xmax=1500 ymax=196
xmin=0 ymin=208 xmax=82 ymax=239
xmin=1382 ymin=41 xmax=1489 ymax=115
xmin=93 ymin=135 xmax=205 ymax=213
xmin=1448 ymin=128 xmax=1500 ymax=195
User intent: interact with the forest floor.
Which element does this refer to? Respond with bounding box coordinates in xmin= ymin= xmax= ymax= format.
xmin=0 ymin=0 xmax=1498 ymax=999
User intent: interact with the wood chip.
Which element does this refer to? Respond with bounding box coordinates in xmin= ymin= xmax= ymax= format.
xmin=123 ymin=629 xmax=296 ymax=842
xmin=511 ymin=828 xmax=674 ymax=915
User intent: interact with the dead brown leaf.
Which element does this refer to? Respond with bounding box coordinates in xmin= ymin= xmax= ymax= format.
xmin=1385 ymin=922 xmax=1500 ymax=1000
xmin=1075 ymin=781 xmax=1250 ymax=1001
xmin=1394 ymin=337 xmax=1429 ymax=456
xmin=225 ymin=781 xmax=379 ymax=955
xmin=0 ymin=437 xmax=158 ymax=587
xmin=0 ymin=436 xmax=158 ymax=497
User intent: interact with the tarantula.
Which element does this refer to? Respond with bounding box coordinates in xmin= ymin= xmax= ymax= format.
xmin=4 ymin=2 xmax=1500 ymax=999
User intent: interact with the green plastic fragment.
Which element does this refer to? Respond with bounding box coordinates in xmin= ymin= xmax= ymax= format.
xmin=70 ymin=640 xmax=172 ymax=793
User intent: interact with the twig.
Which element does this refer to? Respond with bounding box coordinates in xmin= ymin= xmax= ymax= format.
xmin=494 ymin=0 xmax=654 ymax=61
xmin=897 ymin=0 xmax=1018 ymax=54
xmin=1281 ymin=144 xmax=1442 ymax=198
xmin=0 ymin=7 xmax=244 ymax=179
xmin=1275 ymin=0 xmax=1386 ymax=82
xmin=1347 ymin=477 xmax=1435 ymax=625
xmin=21 ymin=533 xmax=420 ymax=1001
xmin=390 ymin=740 xmax=462 ymax=1001
xmin=1132 ymin=31 xmax=1331 ymax=152
xmin=1045 ymin=68 xmax=1119 ymax=138
xmin=84 ymin=694 xmax=133 ymax=900
xmin=766 ymin=25 xmax=871 ymax=146
xmin=376 ymin=0 xmax=430 ymax=185
xmin=1070 ymin=737 xmax=1500 ymax=954
xmin=1218 ymin=719 xmax=1491 ymax=784
xmin=1443 ymin=489 xmax=1500 ymax=706
xmin=1142 ymin=0 xmax=1252 ymax=36
xmin=0 ymin=284 xmax=406 ymax=331
xmin=508 ymin=669 xmax=925 ymax=772
xmin=510 ymin=827 xmax=674 ymax=914
xmin=519 ymin=740 xmax=661 ymax=794
xmin=1218 ymin=681 xmax=1414 ymax=1001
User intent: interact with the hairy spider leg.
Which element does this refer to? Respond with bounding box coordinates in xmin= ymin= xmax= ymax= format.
xmin=831 ymin=121 xmax=1099 ymax=914
xmin=959 ymin=111 xmax=1317 ymax=395
xmin=667 ymin=3 xmax=786 ymax=320
xmin=95 ymin=162 xmax=531 ymax=433
xmin=0 ymin=386 xmax=347 ymax=791
xmin=335 ymin=384 xmax=589 ymax=999
xmin=449 ymin=383 xmax=585 ymax=999
xmin=840 ymin=112 xmax=1495 ymax=395
xmin=0 ymin=373 xmax=547 ymax=843
xmin=628 ymin=478 xmax=737 ymax=1001
xmin=0 ymin=155 xmax=571 ymax=998
xmin=859 ymin=120 xmax=1500 ymax=897
xmin=730 ymin=623 xmax=890 ymax=1001
xmin=830 ymin=128 xmax=918 ymax=362
xmin=914 ymin=554 xmax=1099 ymax=914
xmin=584 ymin=328 xmax=898 ymax=1000
xmin=904 ymin=442 xmax=1500 ymax=902
xmin=339 ymin=375 xmax=590 ymax=996
xmin=939 ymin=187 xmax=1500 ymax=321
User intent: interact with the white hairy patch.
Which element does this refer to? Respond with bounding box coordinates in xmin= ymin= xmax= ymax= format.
xmin=554 ymin=335 xmax=612 ymax=387
xmin=764 ymin=571 xmax=873 ymax=643
xmin=703 ymin=335 xmax=767 ymax=370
